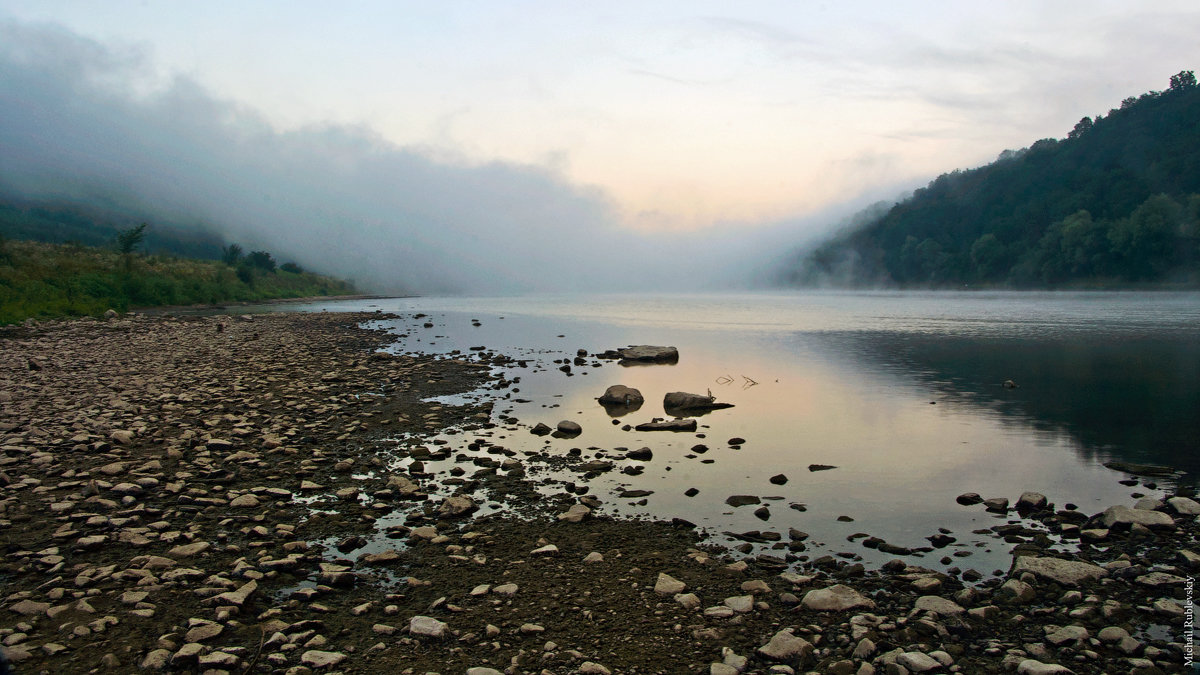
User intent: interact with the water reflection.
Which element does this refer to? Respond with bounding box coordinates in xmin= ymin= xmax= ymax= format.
xmin=819 ymin=331 xmax=1200 ymax=477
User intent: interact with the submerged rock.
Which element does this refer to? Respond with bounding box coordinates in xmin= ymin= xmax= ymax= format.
xmin=663 ymin=391 xmax=734 ymax=412
xmin=635 ymin=418 xmax=697 ymax=432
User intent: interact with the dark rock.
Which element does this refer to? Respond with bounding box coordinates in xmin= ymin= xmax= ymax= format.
xmin=663 ymin=391 xmax=734 ymax=412
xmin=626 ymin=447 xmax=653 ymax=460
xmin=956 ymin=493 xmax=983 ymax=505
xmin=726 ymin=495 xmax=761 ymax=507
xmin=769 ymin=474 xmax=788 ymax=485
xmin=808 ymin=464 xmax=837 ymax=472
xmin=635 ymin=419 xmax=697 ymax=432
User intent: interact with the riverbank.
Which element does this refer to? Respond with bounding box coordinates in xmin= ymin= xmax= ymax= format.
xmin=0 ymin=312 xmax=1194 ymax=673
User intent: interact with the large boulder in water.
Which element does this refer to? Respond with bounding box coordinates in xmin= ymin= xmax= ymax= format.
xmin=663 ymin=391 xmax=735 ymax=412
xmin=599 ymin=385 xmax=644 ymax=406
xmin=598 ymin=385 xmax=644 ymax=416
xmin=617 ymin=345 xmax=679 ymax=364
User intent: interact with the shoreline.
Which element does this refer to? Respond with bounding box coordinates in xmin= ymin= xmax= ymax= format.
xmin=0 ymin=311 xmax=1194 ymax=673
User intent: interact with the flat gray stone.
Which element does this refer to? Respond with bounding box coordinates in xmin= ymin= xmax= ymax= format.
xmin=1012 ymin=556 xmax=1107 ymax=586
xmin=914 ymin=595 xmax=965 ymax=616
xmin=801 ymin=584 xmax=876 ymax=611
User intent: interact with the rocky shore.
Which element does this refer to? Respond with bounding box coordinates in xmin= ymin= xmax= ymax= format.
xmin=0 ymin=312 xmax=1195 ymax=674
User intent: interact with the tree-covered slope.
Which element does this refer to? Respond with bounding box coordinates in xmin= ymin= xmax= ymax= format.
xmin=788 ymin=71 xmax=1200 ymax=288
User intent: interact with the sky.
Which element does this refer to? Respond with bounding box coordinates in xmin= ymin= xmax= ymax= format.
xmin=1 ymin=2 xmax=1198 ymax=291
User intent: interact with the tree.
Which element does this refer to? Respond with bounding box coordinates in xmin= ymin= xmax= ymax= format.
xmin=116 ymin=223 xmax=148 ymax=271
xmin=221 ymin=243 xmax=244 ymax=266
xmin=116 ymin=223 xmax=148 ymax=255
xmin=1169 ymin=70 xmax=1197 ymax=91
xmin=280 ymin=262 xmax=304 ymax=274
xmin=246 ymin=250 xmax=276 ymax=272
xmin=1108 ymin=194 xmax=1182 ymax=279
xmin=1068 ymin=116 xmax=1093 ymax=139
xmin=969 ymin=233 xmax=1006 ymax=279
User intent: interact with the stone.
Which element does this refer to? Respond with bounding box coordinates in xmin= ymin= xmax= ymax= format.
xmin=1168 ymin=496 xmax=1200 ymax=515
xmin=914 ymin=595 xmax=965 ymax=616
xmin=360 ymin=549 xmax=402 ymax=564
xmin=140 ymin=649 xmax=171 ymax=670
xmin=558 ymin=504 xmax=591 ymax=523
xmin=757 ymin=629 xmax=813 ymax=661
xmin=1016 ymin=491 xmax=1048 ymax=510
xmin=801 ymin=584 xmax=876 ymax=611
xmin=956 ymin=492 xmax=983 ymax=505
xmin=166 ymin=541 xmax=211 ymax=558
xmin=1100 ymin=505 xmax=1175 ymax=529
xmin=626 ymin=447 xmax=653 ymax=460
xmin=1011 ymin=556 xmax=1107 ymax=586
xmin=229 ymin=493 xmax=260 ymax=508
xmin=171 ymin=643 xmax=203 ymax=664
xmin=723 ymin=595 xmax=754 ymax=613
xmin=198 ymin=652 xmax=239 ymax=668
xmin=616 ymin=345 xmax=678 ymax=363
xmin=467 ymin=669 xmax=505 ymax=675
xmin=1136 ymin=572 xmax=1187 ymax=587
xmin=983 ymin=497 xmax=1009 ymax=512
xmin=1016 ymin=660 xmax=1075 ymax=674
xmin=635 ymin=419 xmax=697 ymax=432
xmin=409 ymin=615 xmax=447 ymax=638
xmin=655 ymin=573 xmax=686 ymax=595
xmin=675 ymin=593 xmax=701 ymax=609
xmin=1097 ymin=626 xmax=1131 ymax=642
xmin=579 ymin=662 xmax=613 ymax=674
xmin=598 ymin=385 xmax=644 ymax=406
xmin=438 ymin=495 xmax=476 ymax=518
xmin=8 ymin=600 xmax=49 ymax=617
xmin=301 ymin=650 xmax=348 ymax=668
xmin=663 ymin=391 xmax=734 ymax=411
xmin=710 ymin=665 xmax=739 ymax=675
xmin=1045 ymin=625 xmax=1089 ymax=646
xmin=998 ymin=579 xmax=1036 ymax=604
xmin=531 ymin=544 xmax=559 ymax=556
xmin=210 ymin=579 xmax=257 ymax=607
xmin=897 ymin=652 xmax=941 ymax=672
xmin=726 ymin=495 xmax=761 ymax=507
xmin=556 ymin=420 xmax=582 ymax=436
xmin=185 ymin=622 xmax=223 ymax=642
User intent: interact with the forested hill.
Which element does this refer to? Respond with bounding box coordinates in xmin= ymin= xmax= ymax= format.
xmin=787 ymin=71 xmax=1200 ymax=288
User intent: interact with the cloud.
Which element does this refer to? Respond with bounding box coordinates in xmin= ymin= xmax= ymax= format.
xmin=0 ymin=20 xmax=681 ymax=294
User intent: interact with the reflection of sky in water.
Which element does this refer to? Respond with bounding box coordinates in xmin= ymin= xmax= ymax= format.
xmin=262 ymin=291 xmax=1200 ymax=576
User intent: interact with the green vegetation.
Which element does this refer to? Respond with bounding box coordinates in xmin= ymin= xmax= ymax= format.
xmin=0 ymin=239 xmax=356 ymax=325
xmin=789 ymin=71 xmax=1200 ymax=288
xmin=0 ymin=201 xmax=226 ymax=259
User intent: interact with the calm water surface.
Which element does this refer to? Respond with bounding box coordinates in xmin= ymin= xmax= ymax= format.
xmin=266 ymin=291 xmax=1200 ymax=576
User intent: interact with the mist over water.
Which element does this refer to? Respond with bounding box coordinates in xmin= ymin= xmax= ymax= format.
xmin=0 ymin=21 xmax=841 ymax=294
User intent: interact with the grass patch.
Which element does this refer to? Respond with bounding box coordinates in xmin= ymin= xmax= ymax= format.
xmin=0 ymin=239 xmax=356 ymax=325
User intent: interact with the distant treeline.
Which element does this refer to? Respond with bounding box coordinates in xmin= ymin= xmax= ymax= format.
xmin=0 ymin=226 xmax=355 ymax=325
xmin=787 ymin=71 xmax=1200 ymax=288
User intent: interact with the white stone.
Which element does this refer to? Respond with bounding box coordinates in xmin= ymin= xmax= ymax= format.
xmin=800 ymin=584 xmax=876 ymax=611
xmin=409 ymin=615 xmax=447 ymax=638
xmin=897 ymin=652 xmax=941 ymax=672
xmin=301 ymin=650 xmax=347 ymax=668
xmin=1016 ymin=659 xmax=1075 ymax=674
xmin=757 ymin=629 xmax=813 ymax=661
xmin=654 ymin=573 xmax=686 ymax=595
